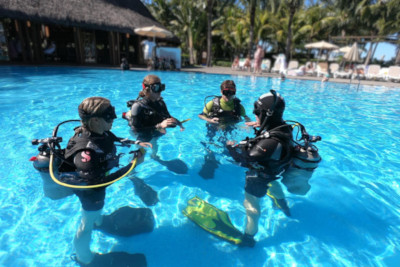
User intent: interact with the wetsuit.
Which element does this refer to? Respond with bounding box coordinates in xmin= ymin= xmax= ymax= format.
xmin=226 ymin=122 xmax=293 ymax=198
xmin=60 ymin=127 xmax=134 ymax=211
xmin=202 ymin=97 xmax=246 ymax=123
xmin=129 ymin=97 xmax=172 ymax=142
xmin=202 ymin=97 xmax=247 ymax=140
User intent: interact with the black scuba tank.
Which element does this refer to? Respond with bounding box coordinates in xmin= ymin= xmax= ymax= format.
xmin=292 ymin=145 xmax=321 ymax=170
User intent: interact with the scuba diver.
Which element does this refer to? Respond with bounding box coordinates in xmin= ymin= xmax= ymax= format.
xmin=226 ymin=90 xmax=321 ymax=247
xmin=31 ymin=97 xmax=153 ymax=265
xmin=123 ymin=74 xmax=188 ymax=175
xmin=198 ymin=80 xmax=250 ymax=179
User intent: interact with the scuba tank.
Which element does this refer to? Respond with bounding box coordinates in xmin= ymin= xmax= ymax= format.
xmin=292 ymin=145 xmax=321 ymax=170
xmin=30 ymin=140 xmax=73 ymax=200
xmin=288 ymin=121 xmax=322 ymax=171
xmin=32 ymin=120 xmax=145 ymax=194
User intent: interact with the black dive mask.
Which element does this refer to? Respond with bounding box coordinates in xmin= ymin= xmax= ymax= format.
xmin=98 ymin=105 xmax=117 ymax=123
xmin=145 ymin=82 xmax=165 ymax=93
xmin=222 ymin=87 xmax=236 ymax=97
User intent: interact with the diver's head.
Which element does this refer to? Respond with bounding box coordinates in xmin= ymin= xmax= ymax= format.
xmin=78 ymin=97 xmax=117 ymax=134
xmin=140 ymin=74 xmax=165 ymax=100
xmin=253 ymin=90 xmax=285 ymax=126
xmin=220 ymin=80 xmax=236 ymax=101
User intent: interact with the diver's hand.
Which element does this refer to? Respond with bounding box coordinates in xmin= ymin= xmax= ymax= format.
xmin=159 ymin=118 xmax=177 ymax=129
xmin=138 ymin=142 xmax=152 ymax=148
xmin=226 ymin=140 xmax=236 ymax=146
xmin=245 ymin=121 xmax=260 ymax=127
xmin=133 ymin=148 xmax=146 ymax=165
xmin=179 ymin=126 xmax=185 ymax=132
xmin=209 ymin=117 xmax=219 ymax=124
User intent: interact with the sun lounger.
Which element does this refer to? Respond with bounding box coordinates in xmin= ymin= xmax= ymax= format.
xmin=351 ymin=65 xmax=366 ymax=80
xmin=304 ymin=61 xmax=315 ymax=76
xmin=386 ymin=66 xmax=400 ymax=82
xmin=261 ymin=59 xmax=271 ymax=73
xmin=334 ymin=69 xmax=352 ymax=79
xmin=287 ymin=60 xmax=299 ymax=70
xmin=366 ymin=65 xmax=381 ymax=80
xmin=271 ymin=54 xmax=286 ymax=74
xmin=329 ymin=63 xmax=339 ymax=74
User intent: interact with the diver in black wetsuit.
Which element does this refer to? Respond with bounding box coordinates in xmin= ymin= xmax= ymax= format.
xmin=124 ymin=75 xmax=187 ymax=174
xmin=61 ymin=97 xmax=151 ymax=264
xmin=226 ymin=90 xmax=294 ymax=247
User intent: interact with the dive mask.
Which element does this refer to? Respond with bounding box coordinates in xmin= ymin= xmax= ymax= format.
xmin=222 ymin=87 xmax=236 ymax=97
xmin=98 ymin=105 xmax=117 ymax=123
xmin=144 ymin=82 xmax=165 ymax=93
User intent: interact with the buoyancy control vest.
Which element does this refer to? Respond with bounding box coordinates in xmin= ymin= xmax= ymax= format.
xmin=243 ymin=125 xmax=293 ymax=176
xmin=59 ymin=127 xmax=120 ymax=173
xmin=126 ymin=97 xmax=170 ymax=128
xmin=207 ymin=97 xmax=242 ymax=120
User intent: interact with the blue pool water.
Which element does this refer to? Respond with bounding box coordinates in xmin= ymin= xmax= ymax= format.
xmin=0 ymin=66 xmax=400 ymax=267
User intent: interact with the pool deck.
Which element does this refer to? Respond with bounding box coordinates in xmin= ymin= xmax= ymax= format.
xmin=128 ymin=65 xmax=400 ymax=88
xmin=177 ymin=66 xmax=400 ymax=88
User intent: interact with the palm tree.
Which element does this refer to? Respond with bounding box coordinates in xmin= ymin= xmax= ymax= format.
xmin=284 ymin=0 xmax=304 ymax=63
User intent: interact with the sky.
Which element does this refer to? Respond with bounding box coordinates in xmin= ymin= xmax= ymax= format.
xmin=370 ymin=42 xmax=397 ymax=61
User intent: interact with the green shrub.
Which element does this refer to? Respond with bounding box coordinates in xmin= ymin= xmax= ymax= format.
xmin=214 ymin=60 xmax=231 ymax=67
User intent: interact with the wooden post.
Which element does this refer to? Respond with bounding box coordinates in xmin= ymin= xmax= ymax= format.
xmin=31 ymin=23 xmax=43 ymax=63
xmin=115 ymin=32 xmax=120 ymax=65
xmin=108 ymin=31 xmax=114 ymax=65
xmin=14 ymin=20 xmax=27 ymax=62
xmin=74 ymin=27 xmax=84 ymax=64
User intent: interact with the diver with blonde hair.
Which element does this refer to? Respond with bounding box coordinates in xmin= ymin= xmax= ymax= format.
xmin=124 ymin=75 xmax=188 ymax=174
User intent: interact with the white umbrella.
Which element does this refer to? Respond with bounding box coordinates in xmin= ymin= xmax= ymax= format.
xmin=305 ymin=41 xmax=339 ymax=50
xmin=337 ymin=45 xmax=365 ymax=54
xmin=305 ymin=41 xmax=339 ymax=63
xmin=134 ymin=25 xmax=173 ymax=42
xmin=343 ymin=42 xmax=361 ymax=62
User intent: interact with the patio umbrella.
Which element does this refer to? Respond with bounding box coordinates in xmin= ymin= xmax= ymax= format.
xmin=134 ymin=25 xmax=173 ymax=42
xmin=343 ymin=42 xmax=361 ymax=62
xmin=305 ymin=41 xmax=339 ymax=63
xmin=305 ymin=41 xmax=339 ymax=50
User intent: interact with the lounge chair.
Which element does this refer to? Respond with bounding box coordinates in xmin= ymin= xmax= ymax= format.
xmin=287 ymin=60 xmax=299 ymax=70
xmin=261 ymin=59 xmax=271 ymax=73
xmin=238 ymin=58 xmax=246 ymax=70
xmin=366 ymin=65 xmax=381 ymax=80
xmin=271 ymin=54 xmax=286 ymax=74
xmin=271 ymin=59 xmax=281 ymax=73
xmin=329 ymin=63 xmax=339 ymax=74
xmin=351 ymin=65 xmax=366 ymax=80
xmin=316 ymin=62 xmax=329 ymax=77
xmin=334 ymin=69 xmax=352 ymax=79
xmin=304 ymin=61 xmax=315 ymax=76
xmin=386 ymin=66 xmax=400 ymax=82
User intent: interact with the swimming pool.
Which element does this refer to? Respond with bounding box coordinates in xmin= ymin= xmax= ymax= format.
xmin=0 ymin=66 xmax=399 ymax=267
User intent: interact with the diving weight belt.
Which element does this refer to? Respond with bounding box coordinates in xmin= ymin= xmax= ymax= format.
xmin=182 ymin=196 xmax=243 ymax=245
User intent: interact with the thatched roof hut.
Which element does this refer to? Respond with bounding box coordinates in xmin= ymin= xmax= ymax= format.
xmin=0 ymin=0 xmax=164 ymax=34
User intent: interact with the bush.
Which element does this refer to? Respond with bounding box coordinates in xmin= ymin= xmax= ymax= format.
xmin=214 ymin=60 xmax=231 ymax=67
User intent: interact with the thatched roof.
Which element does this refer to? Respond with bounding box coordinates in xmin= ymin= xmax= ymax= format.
xmin=0 ymin=0 xmax=166 ymax=34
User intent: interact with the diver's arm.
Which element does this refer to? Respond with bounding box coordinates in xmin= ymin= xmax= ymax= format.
xmin=198 ymin=113 xmax=219 ymax=124
xmin=226 ymin=139 xmax=278 ymax=166
xmin=226 ymin=143 xmax=251 ymax=167
xmin=199 ymin=101 xmax=219 ymax=124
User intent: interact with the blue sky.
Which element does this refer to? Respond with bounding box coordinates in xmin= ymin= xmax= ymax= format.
xmin=370 ymin=42 xmax=397 ymax=61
